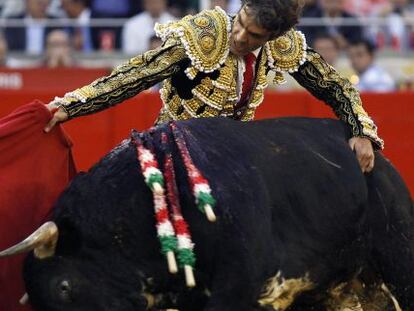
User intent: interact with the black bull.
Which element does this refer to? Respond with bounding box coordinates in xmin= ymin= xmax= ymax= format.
xmin=3 ymin=117 xmax=414 ymax=310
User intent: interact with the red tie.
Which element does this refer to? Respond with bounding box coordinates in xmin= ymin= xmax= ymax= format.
xmin=239 ymin=52 xmax=256 ymax=106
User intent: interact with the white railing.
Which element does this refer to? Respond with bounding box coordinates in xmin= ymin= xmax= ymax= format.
xmin=0 ymin=18 xmax=130 ymax=27
xmin=299 ymin=16 xmax=414 ymax=27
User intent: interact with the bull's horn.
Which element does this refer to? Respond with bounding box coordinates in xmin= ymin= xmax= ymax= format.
xmin=0 ymin=221 xmax=58 ymax=259
xmin=19 ymin=293 xmax=29 ymax=305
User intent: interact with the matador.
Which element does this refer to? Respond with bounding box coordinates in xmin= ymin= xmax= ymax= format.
xmin=46 ymin=0 xmax=383 ymax=172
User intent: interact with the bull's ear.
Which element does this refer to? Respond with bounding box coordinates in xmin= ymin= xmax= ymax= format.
xmin=0 ymin=222 xmax=58 ymax=259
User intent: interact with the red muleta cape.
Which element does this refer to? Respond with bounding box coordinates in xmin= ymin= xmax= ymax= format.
xmin=0 ymin=101 xmax=76 ymax=310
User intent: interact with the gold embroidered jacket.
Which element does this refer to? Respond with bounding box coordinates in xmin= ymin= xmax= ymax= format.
xmin=53 ymin=7 xmax=383 ymax=149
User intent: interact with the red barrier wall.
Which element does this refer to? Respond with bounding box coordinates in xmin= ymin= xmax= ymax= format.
xmin=0 ymin=69 xmax=412 ymax=196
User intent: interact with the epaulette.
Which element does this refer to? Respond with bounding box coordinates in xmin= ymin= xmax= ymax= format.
xmin=265 ymin=29 xmax=307 ymax=84
xmin=155 ymin=7 xmax=231 ymax=80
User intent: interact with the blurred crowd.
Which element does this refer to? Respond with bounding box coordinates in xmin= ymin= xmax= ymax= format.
xmin=0 ymin=0 xmax=197 ymax=56
xmin=300 ymin=0 xmax=414 ymax=52
xmin=0 ymin=0 xmax=412 ymax=92
xmin=298 ymin=0 xmax=414 ymax=92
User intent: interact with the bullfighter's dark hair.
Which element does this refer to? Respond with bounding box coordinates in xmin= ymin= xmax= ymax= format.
xmin=240 ymin=0 xmax=303 ymax=37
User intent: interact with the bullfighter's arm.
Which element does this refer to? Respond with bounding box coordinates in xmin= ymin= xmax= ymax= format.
xmin=52 ymin=38 xmax=188 ymax=119
xmin=290 ymin=49 xmax=384 ymax=149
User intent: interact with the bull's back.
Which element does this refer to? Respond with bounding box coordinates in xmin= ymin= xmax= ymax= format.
xmin=176 ymin=117 xmax=372 ymax=278
xmin=181 ymin=117 xmax=366 ymax=208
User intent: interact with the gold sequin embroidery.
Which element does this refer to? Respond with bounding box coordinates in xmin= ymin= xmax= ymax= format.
xmin=59 ymin=38 xmax=187 ymax=119
xmin=155 ymin=6 xmax=231 ymax=80
xmin=265 ymin=29 xmax=307 ymax=84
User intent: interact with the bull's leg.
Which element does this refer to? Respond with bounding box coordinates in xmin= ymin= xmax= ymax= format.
xmin=366 ymin=158 xmax=414 ymax=310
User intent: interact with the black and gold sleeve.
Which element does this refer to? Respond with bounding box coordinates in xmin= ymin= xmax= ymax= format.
xmin=52 ymin=38 xmax=188 ymax=119
xmin=290 ymin=49 xmax=384 ymax=149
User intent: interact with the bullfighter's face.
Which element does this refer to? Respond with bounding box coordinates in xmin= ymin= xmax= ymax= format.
xmin=229 ymin=5 xmax=273 ymax=56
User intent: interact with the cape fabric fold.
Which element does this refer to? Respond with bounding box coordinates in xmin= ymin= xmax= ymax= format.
xmin=0 ymin=101 xmax=76 ymax=310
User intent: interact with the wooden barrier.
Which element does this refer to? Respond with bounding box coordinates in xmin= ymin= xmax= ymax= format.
xmin=0 ymin=68 xmax=412 ymax=195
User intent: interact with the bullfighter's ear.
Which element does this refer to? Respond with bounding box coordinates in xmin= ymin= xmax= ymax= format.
xmin=0 ymin=221 xmax=59 ymax=259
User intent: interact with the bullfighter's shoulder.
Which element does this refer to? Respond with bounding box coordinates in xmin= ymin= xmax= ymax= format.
xmin=265 ymin=29 xmax=308 ymax=78
xmin=155 ymin=7 xmax=231 ymax=79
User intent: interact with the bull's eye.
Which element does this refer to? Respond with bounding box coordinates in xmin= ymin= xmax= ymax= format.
xmin=58 ymin=280 xmax=72 ymax=302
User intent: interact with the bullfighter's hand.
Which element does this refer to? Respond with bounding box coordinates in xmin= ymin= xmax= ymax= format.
xmin=348 ymin=137 xmax=375 ymax=173
xmin=44 ymin=101 xmax=68 ymax=133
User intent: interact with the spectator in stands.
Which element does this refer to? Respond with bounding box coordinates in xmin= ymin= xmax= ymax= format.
xmin=344 ymin=0 xmax=389 ymax=17
xmin=90 ymin=0 xmax=140 ymax=18
xmin=301 ymin=0 xmax=318 ymax=16
xmin=168 ymin=0 xmax=196 ymax=17
xmin=61 ymin=0 xmax=93 ymax=52
xmin=43 ymin=29 xmax=75 ymax=67
xmin=299 ymin=0 xmax=364 ymax=49
xmin=90 ymin=0 xmax=141 ymax=50
xmin=122 ymin=0 xmax=175 ymax=55
xmin=48 ymin=0 xmax=65 ymax=16
xmin=376 ymin=0 xmax=414 ymax=51
xmin=184 ymin=0 xmax=199 ymax=14
xmin=4 ymin=0 xmax=57 ymax=54
xmin=1 ymin=0 xmax=25 ymax=17
xmin=313 ymin=33 xmax=340 ymax=66
xmin=347 ymin=38 xmax=395 ymax=92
